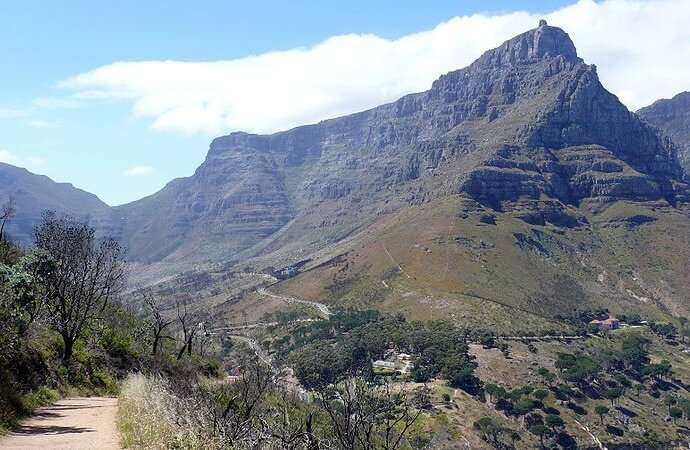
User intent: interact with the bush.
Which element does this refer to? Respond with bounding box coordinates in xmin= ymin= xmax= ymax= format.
xmin=20 ymin=387 xmax=59 ymax=415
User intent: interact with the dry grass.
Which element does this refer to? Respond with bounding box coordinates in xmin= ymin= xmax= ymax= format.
xmin=117 ymin=373 xmax=216 ymax=449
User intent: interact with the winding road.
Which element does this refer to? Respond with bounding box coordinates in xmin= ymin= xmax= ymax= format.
xmin=257 ymin=287 xmax=332 ymax=319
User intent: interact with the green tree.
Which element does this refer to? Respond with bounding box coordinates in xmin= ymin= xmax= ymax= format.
xmin=594 ymin=405 xmax=609 ymax=424
xmin=644 ymin=360 xmax=672 ymax=381
xmin=545 ymin=414 xmax=564 ymax=432
xmin=533 ymin=389 xmax=549 ymax=402
xmin=474 ymin=416 xmax=504 ymax=446
xmin=670 ymin=406 xmax=683 ymax=423
xmin=604 ymin=387 xmax=623 ymax=406
xmin=485 ymin=383 xmax=507 ymax=403
xmin=33 ymin=213 xmax=125 ymax=363
xmin=537 ymin=367 xmax=555 ymax=386
xmin=528 ymin=424 xmax=549 ymax=448
xmin=556 ymin=353 xmax=600 ymax=384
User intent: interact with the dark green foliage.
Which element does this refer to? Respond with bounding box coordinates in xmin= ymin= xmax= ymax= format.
xmin=533 ymin=389 xmax=549 ymax=401
xmin=473 ymin=416 xmax=506 ymax=446
xmin=670 ymin=406 xmax=683 ymax=422
xmin=604 ymin=387 xmax=624 ymax=406
xmin=555 ymin=352 xmax=600 ymax=383
xmin=545 ymin=413 xmax=564 ymax=430
xmin=649 ymin=322 xmax=678 ymax=339
xmin=643 ymin=360 xmax=672 ymax=380
xmin=513 ymin=398 xmax=536 ymax=416
xmin=289 ymin=317 xmax=479 ymax=393
xmin=595 ymin=405 xmax=609 ymax=423
xmin=528 ymin=423 xmax=549 ymax=446
xmin=290 ymin=342 xmax=372 ymax=389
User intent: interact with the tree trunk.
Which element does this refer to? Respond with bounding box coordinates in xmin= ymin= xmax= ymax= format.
xmin=62 ymin=334 xmax=74 ymax=363
xmin=152 ymin=333 xmax=160 ymax=355
xmin=177 ymin=343 xmax=187 ymax=360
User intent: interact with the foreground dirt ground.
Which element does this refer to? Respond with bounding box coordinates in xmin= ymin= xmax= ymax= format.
xmin=0 ymin=397 xmax=120 ymax=450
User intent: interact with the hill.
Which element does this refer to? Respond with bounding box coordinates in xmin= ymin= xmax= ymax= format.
xmin=0 ymin=163 xmax=113 ymax=245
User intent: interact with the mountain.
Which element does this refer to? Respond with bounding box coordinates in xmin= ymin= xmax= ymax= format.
xmin=113 ymin=21 xmax=689 ymax=325
xmin=4 ymin=22 xmax=689 ymax=328
xmin=638 ymin=91 xmax=690 ymax=172
xmin=0 ymin=163 xmax=112 ymax=245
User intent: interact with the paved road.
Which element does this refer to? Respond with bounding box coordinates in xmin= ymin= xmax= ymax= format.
xmin=0 ymin=397 xmax=120 ymax=450
xmin=257 ymin=287 xmax=332 ymax=319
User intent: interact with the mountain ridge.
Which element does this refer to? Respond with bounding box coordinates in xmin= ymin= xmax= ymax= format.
xmin=2 ymin=22 xmax=689 ymax=324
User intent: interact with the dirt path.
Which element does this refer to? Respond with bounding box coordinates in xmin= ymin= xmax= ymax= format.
xmin=0 ymin=397 xmax=121 ymax=450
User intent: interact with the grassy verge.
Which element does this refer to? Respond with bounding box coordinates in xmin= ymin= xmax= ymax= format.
xmin=0 ymin=386 xmax=60 ymax=434
xmin=117 ymin=373 xmax=212 ymax=449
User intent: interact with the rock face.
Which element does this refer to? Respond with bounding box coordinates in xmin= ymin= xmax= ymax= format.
xmin=638 ymin=92 xmax=690 ymax=172
xmin=111 ymin=21 xmax=688 ymax=263
xmin=4 ymin=22 xmax=690 ymax=320
xmin=4 ymin=23 xmax=690 ymax=284
xmin=0 ymin=163 xmax=112 ymax=245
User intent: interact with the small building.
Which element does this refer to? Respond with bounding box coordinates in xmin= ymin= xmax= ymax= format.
xmin=373 ymin=360 xmax=396 ymax=371
xmin=373 ymin=350 xmax=415 ymax=374
xmin=590 ymin=317 xmax=620 ymax=331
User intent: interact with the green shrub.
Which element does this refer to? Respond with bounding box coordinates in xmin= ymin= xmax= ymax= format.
xmin=20 ymin=387 xmax=59 ymax=415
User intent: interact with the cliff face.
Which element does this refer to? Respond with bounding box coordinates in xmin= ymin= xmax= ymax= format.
xmin=115 ymin=22 xmax=688 ymax=264
xmin=638 ymin=92 xmax=690 ymax=172
xmin=4 ymin=22 xmax=690 ymax=322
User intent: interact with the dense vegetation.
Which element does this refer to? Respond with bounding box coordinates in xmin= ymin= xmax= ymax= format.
xmin=0 ymin=212 xmax=214 ymax=432
xmin=0 ymin=218 xmax=141 ymax=430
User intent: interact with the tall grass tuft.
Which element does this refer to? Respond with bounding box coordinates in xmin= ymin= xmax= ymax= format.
xmin=117 ymin=373 xmax=218 ymax=449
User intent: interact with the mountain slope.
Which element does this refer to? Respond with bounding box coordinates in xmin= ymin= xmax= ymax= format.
xmin=4 ymin=22 xmax=688 ymax=327
xmin=0 ymin=163 xmax=112 ymax=245
xmin=231 ymin=21 xmax=690 ymax=323
xmin=638 ymin=91 xmax=690 ymax=172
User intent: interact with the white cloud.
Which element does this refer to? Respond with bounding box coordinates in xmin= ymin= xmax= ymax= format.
xmin=27 ymin=119 xmax=58 ymax=129
xmin=0 ymin=149 xmax=17 ymax=164
xmin=123 ymin=165 xmax=155 ymax=176
xmin=0 ymin=108 xmax=30 ymax=120
xmin=60 ymin=0 xmax=690 ymax=136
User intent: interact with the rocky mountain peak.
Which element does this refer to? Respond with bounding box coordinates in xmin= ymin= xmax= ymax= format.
xmin=74 ymin=22 xmax=690 ymax=264
xmin=474 ymin=20 xmax=578 ymax=69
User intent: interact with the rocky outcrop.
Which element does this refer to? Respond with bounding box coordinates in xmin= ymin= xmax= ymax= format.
xmin=638 ymin=92 xmax=690 ymax=172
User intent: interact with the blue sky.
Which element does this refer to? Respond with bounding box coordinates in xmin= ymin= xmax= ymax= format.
xmin=1 ymin=0 xmax=688 ymax=205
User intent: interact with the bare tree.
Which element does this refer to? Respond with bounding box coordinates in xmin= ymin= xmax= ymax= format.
xmin=0 ymin=196 xmax=16 ymax=242
xmin=175 ymin=296 xmax=204 ymax=360
xmin=33 ymin=212 xmax=125 ymax=362
xmin=315 ymin=378 xmax=421 ymax=450
xmin=141 ymin=290 xmax=175 ymax=355
xmin=258 ymin=387 xmax=322 ymax=450
xmin=199 ymin=356 xmax=274 ymax=447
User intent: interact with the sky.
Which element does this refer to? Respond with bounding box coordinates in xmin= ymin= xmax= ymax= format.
xmin=1 ymin=0 xmax=690 ymax=206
